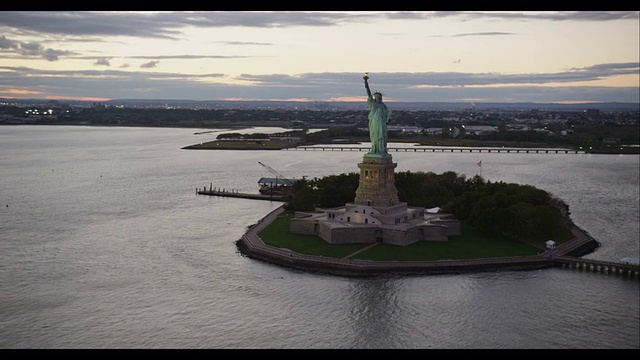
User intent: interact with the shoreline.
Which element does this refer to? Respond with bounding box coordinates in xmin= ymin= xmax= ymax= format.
xmin=235 ymin=205 xmax=620 ymax=278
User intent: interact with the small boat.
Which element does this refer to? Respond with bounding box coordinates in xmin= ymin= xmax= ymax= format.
xmin=258 ymin=177 xmax=295 ymax=195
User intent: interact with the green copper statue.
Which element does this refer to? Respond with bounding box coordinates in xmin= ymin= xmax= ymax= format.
xmin=363 ymin=73 xmax=391 ymax=157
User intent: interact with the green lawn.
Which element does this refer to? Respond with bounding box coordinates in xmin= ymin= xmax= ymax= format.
xmin=258 ymin=215 xmax=365 ymax=258
xmin=258 ymin=215 xmax=544 ymax=261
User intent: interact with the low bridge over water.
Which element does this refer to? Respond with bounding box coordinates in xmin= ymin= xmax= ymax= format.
xmin=290 ymin=146 xmax=585 ymax=154
xmin=553 ymin=256 xmax=640 ymax=278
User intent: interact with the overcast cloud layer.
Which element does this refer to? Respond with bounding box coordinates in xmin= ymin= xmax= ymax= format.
xmin=0 ymin=11 xmax=638 ymax=104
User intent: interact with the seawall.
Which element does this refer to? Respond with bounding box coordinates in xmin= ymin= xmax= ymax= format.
xmin=235 ymin=205 xmax=610 ymax=278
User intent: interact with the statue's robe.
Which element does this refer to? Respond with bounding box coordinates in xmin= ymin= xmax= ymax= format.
xmin=367 ymin=96 xmax=391 ymax=156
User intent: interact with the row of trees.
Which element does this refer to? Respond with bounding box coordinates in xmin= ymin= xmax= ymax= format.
xmin=284 ymin=171 xmax=571 ymax=242
xmin=446 ymin=124 xmax=639 ymax=150
xmin=447 ymin=181 xmax=570 ymax=240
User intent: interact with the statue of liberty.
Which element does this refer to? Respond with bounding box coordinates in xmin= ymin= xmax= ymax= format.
xmin=363 ymin=73 xmax=391 ymax=158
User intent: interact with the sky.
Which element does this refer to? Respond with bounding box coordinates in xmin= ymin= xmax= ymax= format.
xmin=0 ymin=11 xmax=639 ymax=104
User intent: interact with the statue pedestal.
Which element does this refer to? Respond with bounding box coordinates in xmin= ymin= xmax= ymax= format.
xmin=353 ymin=155 xmax=399 ymax=208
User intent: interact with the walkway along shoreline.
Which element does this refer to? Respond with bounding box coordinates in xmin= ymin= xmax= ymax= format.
xmin=236 ymin=204 xmax=639 ymax=278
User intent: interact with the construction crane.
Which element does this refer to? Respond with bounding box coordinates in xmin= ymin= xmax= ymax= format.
xmin=258 ymin=161 xmax=288 ymax=180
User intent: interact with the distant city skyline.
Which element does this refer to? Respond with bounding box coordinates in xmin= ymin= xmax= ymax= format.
xmin=0 ymin=11 xmax=638 ymax=104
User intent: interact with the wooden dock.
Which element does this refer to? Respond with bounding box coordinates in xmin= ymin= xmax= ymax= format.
xmin=197 ymin=188 xmax=287 ymax=202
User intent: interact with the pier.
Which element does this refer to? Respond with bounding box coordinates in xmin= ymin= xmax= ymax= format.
xmin=289 ymin=146 xmax=585 ymax=154
xmin=196 ymin=185 xmax=287 ymax=202
xmin=553 ymin=256 xmax=640 ymax=278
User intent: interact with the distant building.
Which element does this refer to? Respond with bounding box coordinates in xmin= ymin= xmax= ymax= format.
xmin=425 ymin=127 xmax=444 ymax=136
xmin=505 ymin=124 xmax=532 ymax=131
xmin=586 ymin=109 xmax=601 ymax=118
xmin=464 ymin=125 xmax=498 ymax=135
xmin=387 ymin=125 xmax=423 ymax=133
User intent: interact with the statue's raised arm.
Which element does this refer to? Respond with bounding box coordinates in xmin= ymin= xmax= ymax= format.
xmin=363 ymin=72 xmax=372 ymax=99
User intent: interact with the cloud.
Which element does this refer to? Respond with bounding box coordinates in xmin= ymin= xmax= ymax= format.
xmin=0 ymin=35 xmax=18 ymax=49
xmin=1 ymin=11 xmax=637 ymax=40
xmin=0 ymin=12 xmax=636 ymax=103
xmin=140 ymin=61 xmax=160 ymax=68
xmin=0 ymin=35 xmax=260 ymax=62
xmin=126 ymin=55 xmax=255 ymax=60
xmin=0 ymin=65 xmax=637 ymax=103
xmin=234 ymin=63 xmax=640 ymax=87
xmin=452 ymin=32 xmax=516 ymax=37
xmin=15 ymin=41 xmax=42 ymax=56
xmin=42 ymin=48 xmax=72 ymax=61
xmin=0 ymin=36 xmax=74 ymax=61
xmin=429 ymin=11 xmax=639 ymax=22
xmin=0 ymin=12 xmax=183 ymax=39
xmin=94 ymin=58 xmax=111 ymax=66
xmin=1 ymin=11 xmax=635 ymax=64
xmin=214 ymin=41 xmax=274 ymax=46
xmin=0 ymin=11 xmax=360 ymax=40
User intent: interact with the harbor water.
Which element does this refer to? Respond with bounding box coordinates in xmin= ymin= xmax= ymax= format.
xmin=0 ymin=125 xmax=638 ymax=349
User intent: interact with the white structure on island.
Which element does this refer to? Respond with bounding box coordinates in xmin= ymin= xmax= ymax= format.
xmin=290 ymin=154 xmax=461 ymax=246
